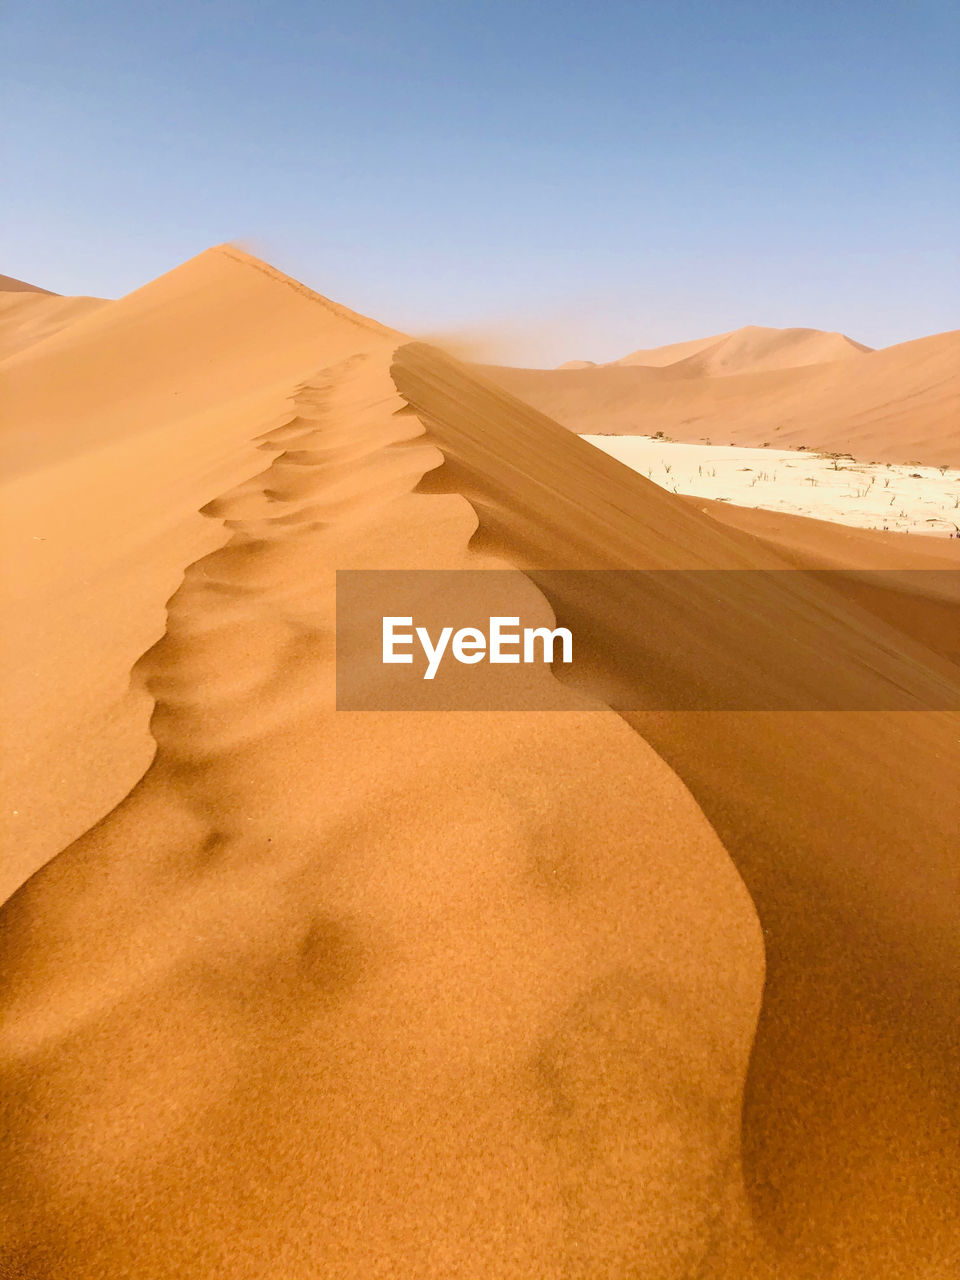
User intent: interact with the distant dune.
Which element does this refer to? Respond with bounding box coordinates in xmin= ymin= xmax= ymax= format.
xmin=0 ymin=289 xmax=108 ymax=362
xmin=613 ymin=330 xmax=733 ymax=367
xmin=486 ymin=326 xmax=960 ymax=465
xmin=614 ymin=324 xmax=871 ymax=375
xmin=0 ymin=272 xmax=56 ymax=294
xmin=0 ymin=272 xmax=108 ymax=362
xmin=1 ymin=248 xmax=958 ymax=1279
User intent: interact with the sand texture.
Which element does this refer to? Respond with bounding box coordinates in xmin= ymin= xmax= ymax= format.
xmin=1 ymin=248 xmax=958 ymax=1278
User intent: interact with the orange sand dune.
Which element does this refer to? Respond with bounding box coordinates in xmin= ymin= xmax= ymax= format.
xmin=612 ymin=329 xmax=733 ymax=367
xmin=691 ymin=499 xmax=960 ymax=662
xmin=1 ymin=244 xmax=398 ymax=478
xmin=0 ymin=273 xmax=54 ymax=294
xmin=614 ymin=324 xmax=870 ymax=375
xmin=0 ymin=246 xmax=398 ymax=892
xmin=692 ymin=495 xmax=960 ymax=570
xmin=486 ymin=327 xmax=960 ymax=464
xmin=1 ymin=250 xmax=958 ymax=1279
xmin=0 ymin=288 xmax=108 ymax=362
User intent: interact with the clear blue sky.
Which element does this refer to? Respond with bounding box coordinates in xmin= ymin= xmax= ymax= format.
xmin=4 ymin=0 xmax=957 ymax=363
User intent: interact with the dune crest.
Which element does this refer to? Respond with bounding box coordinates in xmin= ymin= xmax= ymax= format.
xmin=0 ymin=246 xmax=400 ymax=894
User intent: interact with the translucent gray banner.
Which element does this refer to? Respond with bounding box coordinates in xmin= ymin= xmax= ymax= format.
xmin=336 ymin=570 xmax=960 ymax=711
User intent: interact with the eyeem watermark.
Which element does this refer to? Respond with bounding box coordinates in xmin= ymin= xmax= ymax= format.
xmin=382 ymin=616 xmax=572 ymax=680
xmin=336 ymin=568 xmax=960 ymax=711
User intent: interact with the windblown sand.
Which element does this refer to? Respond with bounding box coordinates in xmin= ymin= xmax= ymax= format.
xmin=1 ymin=250 xmax=958 ymax=1279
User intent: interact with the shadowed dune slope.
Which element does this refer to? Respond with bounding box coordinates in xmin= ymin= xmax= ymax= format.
xmin=393 ymin=343 xmax=960 ymax=1277
xmin=485 ymin=327 xmax=960 ymax=464
xmin=0 ymin=256 xmax=958 ymax=1279
xmin=688 ymin=498 xmax=960 ymax=664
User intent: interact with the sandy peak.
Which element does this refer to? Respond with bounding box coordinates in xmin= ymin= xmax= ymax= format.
xmin=612 ymin=323 xmax=871 ymax=376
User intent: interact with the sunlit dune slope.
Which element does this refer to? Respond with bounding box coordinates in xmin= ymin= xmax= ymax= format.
xmin=485 ymin=327 xmax=960 ymax=464
xmin=0 ymin=270 xmax=104 ymax=361
xmin=613 ymin=330 xmax=732 ymax=367
xmin=0 ymin=289 xmax=108 ymax=362
xmin=0 ymin=245 xmax=399 ymax=892
xmin=1 ymin=243 xmax=399 ymax=477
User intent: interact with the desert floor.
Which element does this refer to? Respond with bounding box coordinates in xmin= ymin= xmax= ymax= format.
xmin=582 ymin=436 xmax=960 ymax=536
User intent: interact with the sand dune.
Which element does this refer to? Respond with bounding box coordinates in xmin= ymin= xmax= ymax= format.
xmin=612 ymin=330 xmax=734 ymax=368
xmin=614 ymin=325 xmax=870 ymax=375
xmin=0 ymin=288 xmax=108 ymax=362
xmin=487 ymin=327 xmax=960 ymax=465
xmin=0 ymin=246 xmax=398 ymax=892
xmin=1 ymin=244 xmax=399 ymax=478
xmin=1 ymin=250 xmax=958 ymax=1278
xmin=0 ymin=273 xmax=55 ymax=294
